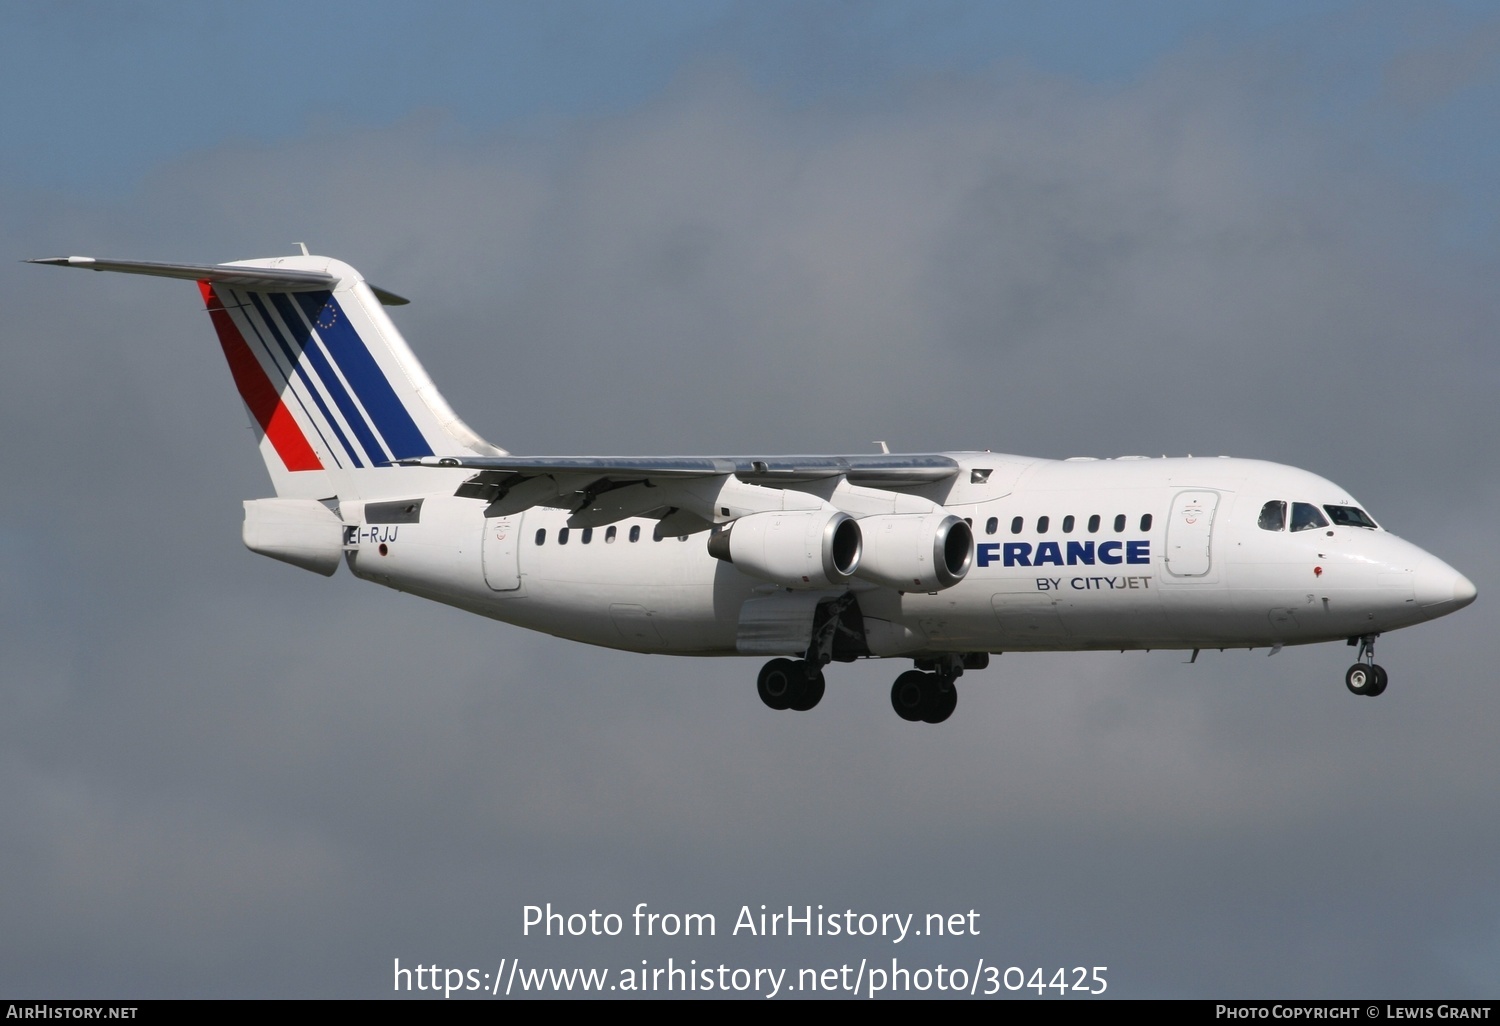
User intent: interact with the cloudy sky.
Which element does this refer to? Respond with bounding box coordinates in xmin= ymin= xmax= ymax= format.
xmin=2 ymin=0 xmax=1497 ymax=999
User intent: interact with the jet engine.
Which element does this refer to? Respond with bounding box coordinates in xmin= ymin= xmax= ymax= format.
xmin=707 ymin=510 xmax=861 ymax=589
xmin=853 ymin=513 xmax=972 ymax=591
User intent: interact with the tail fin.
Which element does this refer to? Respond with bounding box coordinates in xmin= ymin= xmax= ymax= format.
xmin=32 ymin=254 xmax=503 ymax=499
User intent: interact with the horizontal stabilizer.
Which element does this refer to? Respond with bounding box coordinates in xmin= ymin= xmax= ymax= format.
xmin=27 ymin=256 xmax=409 ymax=305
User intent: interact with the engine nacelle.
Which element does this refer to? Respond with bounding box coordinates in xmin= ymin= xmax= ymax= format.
xmin=854 ymin=513 xmax=972 ymax=591
xmin=707 ymin=510 xmax=861 ymax=589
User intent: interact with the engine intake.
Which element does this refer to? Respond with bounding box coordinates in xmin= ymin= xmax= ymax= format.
xmin=708 ymin=510 xmax=861 ymax=589
xmin=854 ymin=513 xmax=972 ymax=591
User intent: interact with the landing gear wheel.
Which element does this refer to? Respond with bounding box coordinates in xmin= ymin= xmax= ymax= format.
xmin=891 ymin=671 xmax=928 ymax=721
xmin=890 ymin=671 xmax=959 ymax=723
xmin=923 ymin=676 xmax=958 ymax=724
xmin=757 ymin=658 xmax=798 ymax=710
xmin=789 ymin=666 xmax=825 ymax=711
xmin=1345 ymin=662 xmax=1389 ymax=697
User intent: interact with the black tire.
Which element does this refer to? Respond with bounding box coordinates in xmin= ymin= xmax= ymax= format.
xmin=1366 ymin=664 xmax=1388 ymax=697
xmin=923 ymin=676 xmax=958 ymax=724
xmin=789 ymin=666 xmax=825 ymax=711
xmin=891 ymin=670 xmax=928 ymax=721
xmin=1345 ymin=663 xmax=1374 ymax=696
xmin=757 ymin=658 xmax=797 ymax=710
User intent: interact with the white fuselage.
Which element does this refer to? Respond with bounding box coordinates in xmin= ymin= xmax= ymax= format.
xmin=339 ymin=454 xmax=1472 ymax=659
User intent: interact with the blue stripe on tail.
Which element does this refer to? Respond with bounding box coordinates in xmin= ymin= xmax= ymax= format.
xmin=270 ymin=293 xmax=390 ymax=466
xmin=247 ymin=292 xmax=365 ymax=468
xmin=295 ymin=292 xmax=435 ymax=462
xmin=236 ymin=291 xmax=352 ymax=469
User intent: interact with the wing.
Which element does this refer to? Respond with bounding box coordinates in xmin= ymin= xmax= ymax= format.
xmin=394 ymin=453 xmax=962 ymax=528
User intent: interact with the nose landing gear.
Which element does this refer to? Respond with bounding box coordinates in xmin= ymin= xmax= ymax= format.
xmin=1345 ymin=634 xmax=1388 ymax=697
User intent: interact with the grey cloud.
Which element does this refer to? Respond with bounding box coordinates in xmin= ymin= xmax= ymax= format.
xmin=1385 ymin=16 xmax=1500 ymax=111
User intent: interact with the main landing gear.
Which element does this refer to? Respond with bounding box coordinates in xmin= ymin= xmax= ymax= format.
xmin=754 ymin=658 xmax=963 ymax=721
xmin=755 ymin=593 xmax=854 ymax=713
xmin=756 ymin=658 xmax=825 ymax=712
xmin=1345 ymin=634 xmax=1388 ymax=697
xmin=889 ymin=653 xmax=984 ymax=724
xmin=755 ymin=650 xmax=986 ymax=722
xmin=890 ymin=670 xmax=958 ymax=724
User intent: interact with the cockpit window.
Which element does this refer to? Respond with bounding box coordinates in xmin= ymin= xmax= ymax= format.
xmin=1323 ymin=505 xmax=1378 ymax=530
xmin=1290 ymin=502 xmax=1329 ymax=532
xmin=1258 ymin=500 xmax=1286 ymax=532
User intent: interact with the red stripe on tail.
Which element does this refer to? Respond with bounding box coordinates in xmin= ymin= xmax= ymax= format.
xmin=200 ymin=282 xmax=323 ymax=472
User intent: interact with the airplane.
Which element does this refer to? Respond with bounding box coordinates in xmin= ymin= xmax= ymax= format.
xmin=31 ymin=251 xmax=1477 ymax=723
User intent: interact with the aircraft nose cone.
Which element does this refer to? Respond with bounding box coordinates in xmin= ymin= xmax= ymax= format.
xmin=1453 ymin=572 xmax=1478 ymax=610
xmin=1416 ymin=563 xmax=1478 ymax=616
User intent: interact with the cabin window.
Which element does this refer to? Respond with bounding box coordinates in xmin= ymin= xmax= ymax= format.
xmin=985 ymin=517 xmax=998 ymax=536
xmin=1062 ymin=515 xmax=1075 ymax=534
xmin=1087 ymin=514 xmax=1101 ymax=533
xmin=1291 ymin=502 xmax=1329 ymax=532
xmin=558 ymin=527 xmax=570 ymax=545
xmin=605 ymin=526 xmax=617 ymax=543
xmin=581 ymin=527 xmax=593 ymax=544
xmin=629 ymin=525 xmax=641 ymax=543
xmin=1258 ymin=500 xmax=1286 ymax=532
xmin=1113 ymin=514 xmax=1126 ymax=533
xmin=1140 ymin=513 xmax=1153 ymax=532
xmin=1323 ymin=505 xmax=1378 ymax=530
xmin=1037 ymin=515 xmax=1050 ymax=534
xmin=1010 ymin=516 xmax=1024 ymax=535
xmin=534 ymin=528 xmax=546 ymax=545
